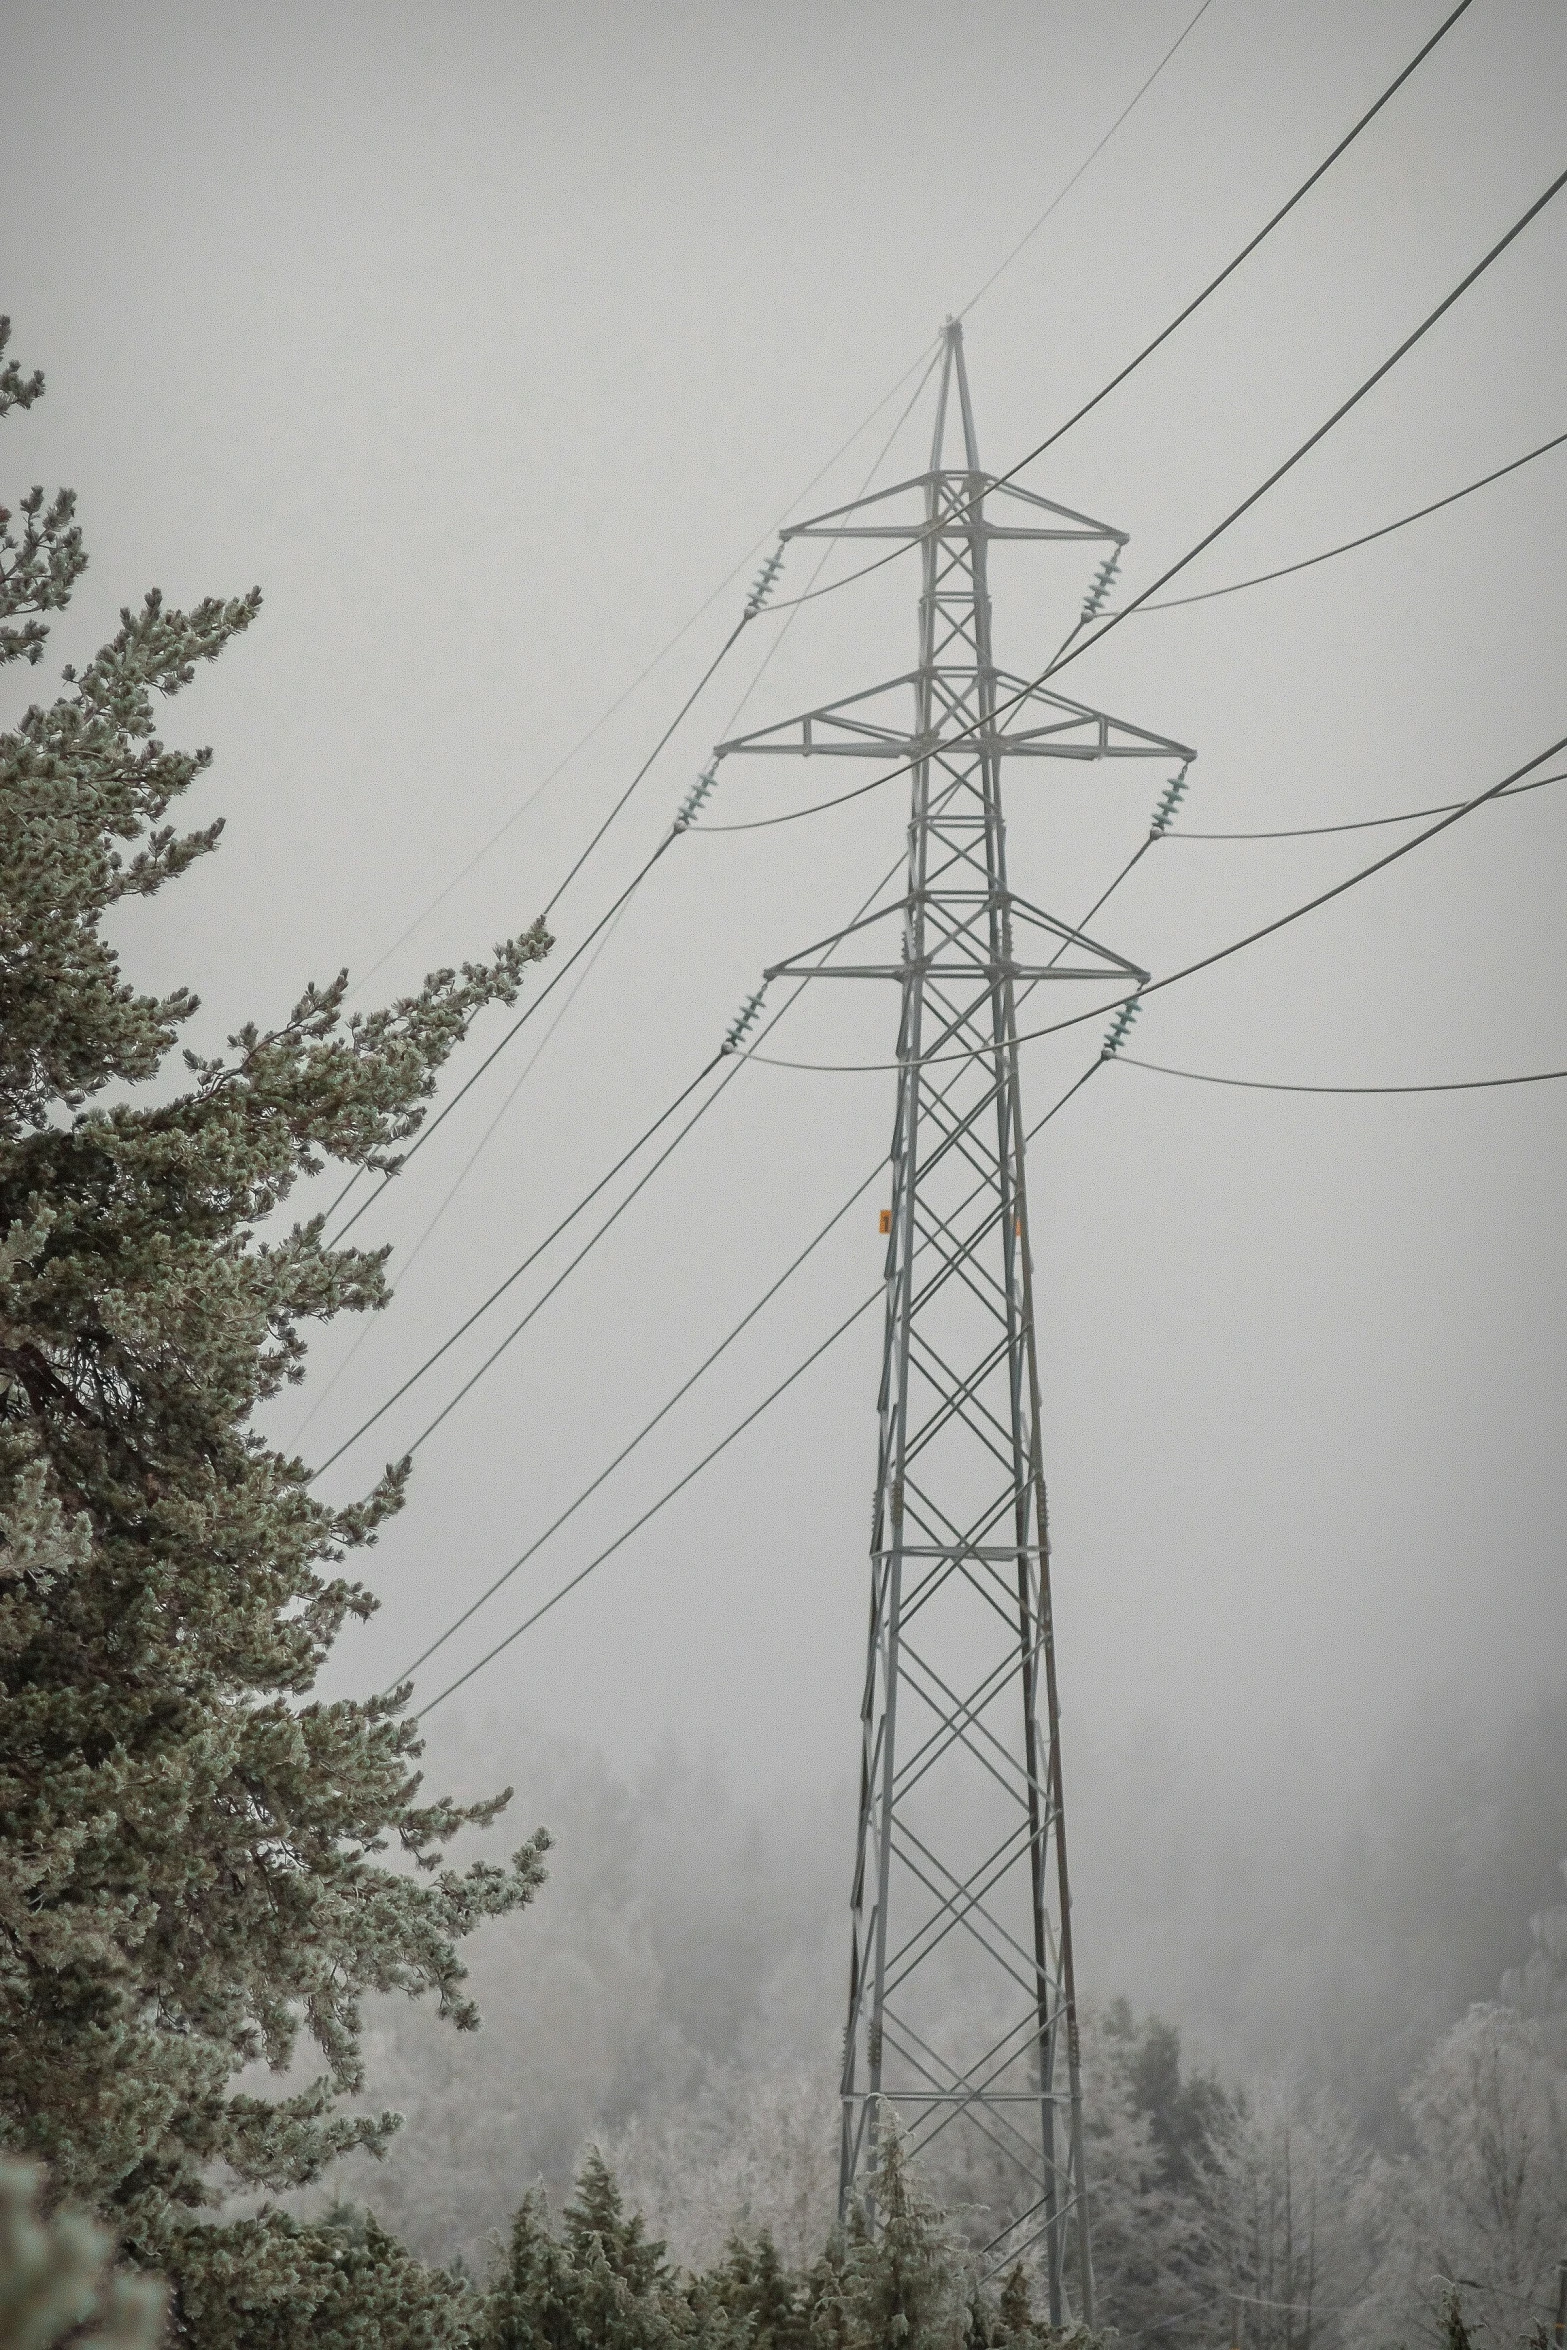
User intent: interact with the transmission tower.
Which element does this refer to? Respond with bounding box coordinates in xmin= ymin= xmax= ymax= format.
xmin=717 ymin=321 xmax=1192 ymax=2316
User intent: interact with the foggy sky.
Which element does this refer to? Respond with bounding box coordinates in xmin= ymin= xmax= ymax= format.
xmin=6 ymin=0 xmax=1566 ymax=2080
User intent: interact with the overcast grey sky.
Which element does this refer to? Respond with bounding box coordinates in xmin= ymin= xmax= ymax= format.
xmin=6 ymin=0 xmax=1566 ymax=2059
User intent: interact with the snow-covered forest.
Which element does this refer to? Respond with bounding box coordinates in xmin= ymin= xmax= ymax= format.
xmin=286 ymin=1704 xmax=1567 ymax=2350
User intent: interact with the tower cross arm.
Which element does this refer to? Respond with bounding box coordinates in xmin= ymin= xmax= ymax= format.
xmin=716 ymin=673 xmax=1195 ymax=766
xmin=759 ymin=893 xmax=1151 ymax=986
xmin=782 ymin=473 xmax=1127 ymax=545
xmin=987 ymin=676 xmax=1195 ymax=763
xmin=717 ymin=671 xmax=921 ymax=761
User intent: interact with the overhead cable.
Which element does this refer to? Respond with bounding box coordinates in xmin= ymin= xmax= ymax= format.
xmin=409 ymin=1053 xmax=1104 ymax=1719
xmin=387 ymin=938 xmax=1110 ymax=1687
xmin=741 ymin=730 xmax=1567 ymax=1072
xmin=412 ymin=1283 xmax=883 ymax=1718
xmin=692 ymin=763 xmax=906 ymax=835
xmin=1045 ymin=161 xmax=1567 ymax=679
xmin=539 ymin=566 xmax=781 ymax=927
xmin=706 ymin=347 xmax=944 ymax=747
xmin=340 ymin=0 xmax=1469 ymax=1073
xmin=384 ymin=833 xmax=1133 ymax=1689
xmin=355 ymin=1050 xmax=741 ymax=1472
xmin=318 ymin=846 xmax=913 ymax=1477
xmin=1133 ymin=425 xmax=1567 ymax=612
xmin=960 ymin=1 xmax=1484 ymax=516
xmin=760 ymin=0 xmax=1478 ymax=621
xmin=293 ymin=900 xmax=631 ymax=1446
xmin=1114 ymin=1052 xmax=1567 ymax=1096
xmin=322 ymin=372 xmax=941 ymax=1251
xmin=1165 ymin=766 xmax=1567 ymax=840
xmin=323 ymin=834 xmax=672 ymax=1244
xmin=321 ymin=13 xmax=1481 ymax=1237
xmin=703 ymin=167 xmax=1567 ymax=853
xmin=1045 ymin=837 xmax=1156 ymax=970
xmin=352 ymin=602 xmax=746 ymax=1002
xmin=343 ymin=0 xmax=1230 ymax=993
xmin=312 ymin=1053 xmax=725 ymax=1475
xmin=956 ymin=0 xmax=1219 ymax=322
xmin=347 ymin=342 xmax=946 ymax=996
xmin=386 ymin=1161 xmax=885 ymax=1690
xmin=416 ymin=727 xmax=1567 ymax=1688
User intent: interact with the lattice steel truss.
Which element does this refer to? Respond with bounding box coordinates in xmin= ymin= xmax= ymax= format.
xmin=717 ymin=322 xmax=1192 ymax=2320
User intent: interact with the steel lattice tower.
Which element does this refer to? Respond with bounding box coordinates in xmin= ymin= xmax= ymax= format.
xmin=718 ymin=322 xmax=1192 ymax=2317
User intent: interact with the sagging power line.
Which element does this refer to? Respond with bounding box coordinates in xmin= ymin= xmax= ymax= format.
xmin=1133 ymin=425 xmax=1567 ymax=613
xmin=1163 ymin=767 xmax=1566 ymax=841
xmin=1113 ymin=1054 xmax=1567 ymax=1097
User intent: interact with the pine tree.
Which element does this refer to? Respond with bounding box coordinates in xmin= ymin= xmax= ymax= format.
xmin=710 ymin=2228 xmax=812 ymax=2350
xmin=164 ymin=2206 xmax=476 ymax=2350
xmin=562 ymin=2153 xmax=672 ymax=2299
xmin=0 ymin=315 xmax=553 ymax=2276
xmin=483 ymin=2155 xmax=745 ymax=2350
xmin=833 ymin=2136 xmax=967 ymax=2350
xmin=486 ymin=2193 xmax=577 ymax=2350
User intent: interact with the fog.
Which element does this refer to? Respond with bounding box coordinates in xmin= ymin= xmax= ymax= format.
xmin=6 ymin=0 xmax=1567 ymax=2277
xmin=299 ymin=1681 xmax=1567 ymax=2273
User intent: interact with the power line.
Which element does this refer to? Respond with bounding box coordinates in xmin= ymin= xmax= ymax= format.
xmin=319 ymin=364 xmax=941 ymax=1258
xmin=1114 ymin=1052 xmax=1567 ymax=1096
xmin=710 ymin=348 xmax=945 ymax=742
xmin=313 ymin=9 xmax=1483 ymax=1251
xmin=323 ymin=0 xmax=1472 ymax=1258
xmin=741 ymin=731 xmax=1567 ymax=1072
xmin=350 ymin=608 xmax=742 ymax=1003
xmin=374 ymin=834 xmax=1127 ymax=1688
xmin=356 ymin=1052 xmax=738 ymax=1471
xmin=1046 ymin=159 xmax=1567 ymax=679
xmin=413 ymin=1283 xmax=882 ymax=1719
xmin=375 ymin=760 xmax=1151 ymax=1692
xmin=331 ymin=892 xmax=902 ymax=1466
xmin=382 ymin=985 xmax=1116 ymax=1690
xmin=1121 ymin=2297 xmax=1229 ymax=2344
xmin=312 ymin=1052 xmax=725 ymax=1475
xmin=538 ymin=611 xmax=753 ymax=924
xmin=292 ymin=899 xmax=631 ymax=1447
xmin=1165 ymin=767 xmax=1566 ymax=840
xmin=1135 ymin=424 xmax=1567 ymax=612
xmin=326 ymin=831 xmax=672 ymax=1246
xmin=386 ymin=1162 xmax=885 ymax=1690
xmin=1087 ymin=728 xmax=1567 ymax=1027
xmin=987 ymin=0 xmax=1477 ymax=488
xmin=410 ymin=1052 xmax=1104 ymax=1720
xmin=700 ymin=162 xmax=1567 ymax=852
xmin=346 ymin=0 xmax=1222 ymax=977
xmin=315 ymin=846 xmax=914 ymax=1478
xmin=416 ymin=724 xmax=1567 ymax=1710
xmin=1047 ymin=838 xmax=1155 ymax=966
xmin=760 ymin=0 xmax=1477 ymax=621
xmin=347 ymin=344 xmax=943 ymax=997
xmin=693 ymin=762 xmax=905 ymax=835
xmin=353 ymin=133 xmax=1558 ymax=1690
